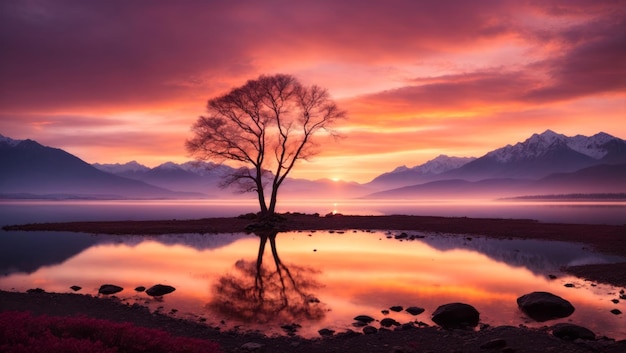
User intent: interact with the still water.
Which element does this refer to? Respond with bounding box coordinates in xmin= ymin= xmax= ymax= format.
xmin=0 ymin=198 xmax=625 ymax=225
xmin=0 ymin=200 xmax=625 ymax=339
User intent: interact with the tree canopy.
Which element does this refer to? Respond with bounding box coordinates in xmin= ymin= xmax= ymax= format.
xmin=187 ymin=74 xmax=345 ymax=216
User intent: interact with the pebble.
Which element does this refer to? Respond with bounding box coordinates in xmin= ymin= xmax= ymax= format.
xmin=380 ymin=318 xmax=400 ymax=327
xmin=240 ymin=342 xmax=264 ymax=351
xmin=479 ymin=338 xmax=507 ymax=349
xmin=362 ymin=326 xmax=378 ymax=335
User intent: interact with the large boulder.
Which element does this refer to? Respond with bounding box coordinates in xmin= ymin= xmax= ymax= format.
xmin=517 ymin=291 xmax=575 ymax=322
xmin=431 ymin=302 xmax=480 ymax=328
xmin=146 ymin=284 xmax=176 ymax=297
xmin=98 ymin=284 xmax=123 ymax=295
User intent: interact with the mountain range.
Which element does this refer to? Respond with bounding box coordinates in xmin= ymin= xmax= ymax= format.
xmin=1 ymin=130 xmax=625 ymax=200
xmin=0 ymin=135 xmax=200 ymax=199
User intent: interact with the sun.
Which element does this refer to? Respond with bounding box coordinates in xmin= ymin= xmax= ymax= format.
xmin=330 ymin=177 xmax=341 ymax=182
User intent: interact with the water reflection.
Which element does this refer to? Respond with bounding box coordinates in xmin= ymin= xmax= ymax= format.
xmin=0 ymin=229 xmax=624 ymax=339
xmin=209 ymin=230 xmax=325 ymax=325
xmin=419 ymin=235 xmax=625 ymax=275
xmin=0 ymin=231 xmax=101 ymax=275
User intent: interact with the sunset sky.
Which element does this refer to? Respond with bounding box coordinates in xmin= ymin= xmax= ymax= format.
xmin=1 ymin=0 xmax=625 ymax=183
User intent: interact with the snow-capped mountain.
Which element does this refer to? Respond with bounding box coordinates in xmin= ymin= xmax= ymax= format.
xmin=447 ymin=130 xmax=626 ymax=180
xmin=179 ymin=161 xmax=220 ymax=175
xmin=390 ymin=155 xmax=476 ymax=174
xmin=92 ymin=161 xmax=150 ymax=175
xmin=486 ymin=130 xmax=619 ymax=162
xmin=368 ymin=155 xmax=476 ymax=188
xmin=367 ymin=130 xmax=625 ymax=190
xmin=412 ymin=155 xmax=476 ymax=174
xmin=93 ymin=161 xmax=231 ymax=197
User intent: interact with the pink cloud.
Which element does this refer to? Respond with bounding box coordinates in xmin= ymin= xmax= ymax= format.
xmin=0 ymin=0 xmax=521 ymax=111
xmin=1 ymin=0 xmax=624 ymax=181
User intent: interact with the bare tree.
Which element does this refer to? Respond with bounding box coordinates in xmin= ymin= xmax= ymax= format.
xmin=187 ymin=74 xmax=345 ymax=217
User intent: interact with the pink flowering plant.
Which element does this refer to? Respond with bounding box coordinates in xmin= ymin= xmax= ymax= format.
xmin=0 ymin=311 xmax=222 ymax=353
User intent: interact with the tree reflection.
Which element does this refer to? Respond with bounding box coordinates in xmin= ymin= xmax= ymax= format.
xmin=208 ymin=230 xmax=325 ymax=324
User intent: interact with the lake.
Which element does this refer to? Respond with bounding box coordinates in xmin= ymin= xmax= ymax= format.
xmin=1 ymin=198 xmax=625 ymax=225
xmin=0 ymin=199 xmax=625 ymax=339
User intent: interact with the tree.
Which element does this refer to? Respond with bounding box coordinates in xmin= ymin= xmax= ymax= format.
xmin=186 ymin=74 xmax=345 ymax=217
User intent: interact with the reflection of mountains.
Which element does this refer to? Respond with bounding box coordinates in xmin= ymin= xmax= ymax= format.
xmin=419 ymin=235 xmax=625 ymax=275
xmin=0 ymin=231 xmax=252 ymax=276
xmin=0 ymin=231 xmax=101 ymax=276
xmin=101 ymin=232 xmax=253 ymax=250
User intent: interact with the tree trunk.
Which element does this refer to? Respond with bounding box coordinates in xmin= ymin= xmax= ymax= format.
xmin=267 ymin=183 xmax=279 ymax=216
xmin=256 ymin=167 xmax=269 ymax=217
xmin=257 ymin=190 xmax=268 ymax=216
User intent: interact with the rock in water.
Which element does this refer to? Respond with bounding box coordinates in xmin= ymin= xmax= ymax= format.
xmin=146 ymin=284 xmax=176 ymax=297
xmin=353 ymin=315 xmax=375 ymax=323
xmin=431 ymin=302 xmax=480 ymax=328
xmin=70 ymin=285 xmax=82 ymax=292
xmin=98 ymin=284 xmax=123 ymax=295
xmin=362 ymin=326 xmax=378 ymax=335
xmin=406 ymin=306 xmax=425 ymax=315
xmin=318 ymin=328 xmax=335 ymax=337
xmin=380 ymin=318 xmax=400 ymax=327
xmin=517 ymin=291 xmax=575 ymax=322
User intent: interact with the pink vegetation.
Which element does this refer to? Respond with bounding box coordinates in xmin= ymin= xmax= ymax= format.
xmin=0 ymin=311 xmax=222 ymax=353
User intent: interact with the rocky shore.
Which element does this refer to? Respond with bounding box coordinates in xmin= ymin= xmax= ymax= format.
xmin=2 ymin=213 xmax=626 ymax=352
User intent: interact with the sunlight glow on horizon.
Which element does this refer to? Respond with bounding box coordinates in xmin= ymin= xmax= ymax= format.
xmin=1 ymin=1 xmax=624 ymax=183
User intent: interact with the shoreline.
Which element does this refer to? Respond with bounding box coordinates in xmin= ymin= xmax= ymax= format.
xmin=1 ymin=289 xmax=624 ymax=353
xmin=4 ymin=213 xmax=626 ymax=287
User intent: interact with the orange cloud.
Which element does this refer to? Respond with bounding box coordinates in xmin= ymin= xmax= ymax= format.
xmin=1 ymin=0 xmax=624 ymax=182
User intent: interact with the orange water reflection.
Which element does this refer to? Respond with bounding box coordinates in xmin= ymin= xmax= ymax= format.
xmin=1 ymin=230 xmax=624 ymax=339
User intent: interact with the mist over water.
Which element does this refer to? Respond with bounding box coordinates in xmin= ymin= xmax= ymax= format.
xmin=0 ymin=199 xmax=624 ymax=227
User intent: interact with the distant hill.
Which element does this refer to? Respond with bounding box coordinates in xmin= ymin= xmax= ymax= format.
xmin=94 ymin=160 xmax=373 ymax=199
xmin=2 ymin=129 xmax=625 ymax=201
xmin=364 ymin=163 xmax=626 ymax=199
xmin=367 ymin=155 xmax=476 ymax=189
xmin=0 ymin=135 xmax=202 ymax=199
xmin=94 ymin=161 xmax=234 ymax=197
